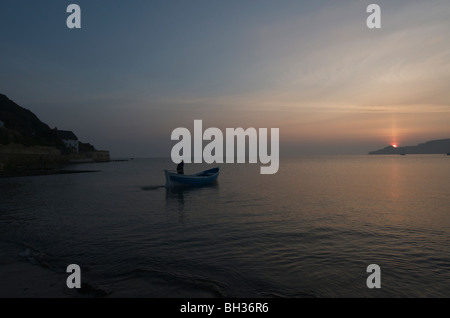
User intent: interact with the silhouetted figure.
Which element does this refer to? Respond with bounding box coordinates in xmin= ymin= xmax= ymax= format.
xmin=177 ymin=160 xmax=184 ymax=174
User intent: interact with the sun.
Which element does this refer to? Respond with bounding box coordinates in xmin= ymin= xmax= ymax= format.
xmin=392 ymin=144 xmax=398 ymax=148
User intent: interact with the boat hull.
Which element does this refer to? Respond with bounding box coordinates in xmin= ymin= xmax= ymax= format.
xmin=164 ymin=167 xmax=219 ymax=187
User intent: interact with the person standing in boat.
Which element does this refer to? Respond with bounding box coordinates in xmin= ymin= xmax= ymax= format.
xmin=177 ymin=160 xmax=184 ymax=174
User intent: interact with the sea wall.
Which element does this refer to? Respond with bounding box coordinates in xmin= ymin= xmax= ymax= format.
xmin=66 ymin=151 xmax=111 ymax=163
xmin=86 ymin=150 xmax=110 ymax=162
xmin=0 ymin=144 xmax=110 ymax=171
xmin=0 ymin=143 xmax=61 ymax=155
xmin=0 ymin=143 xmax=65 ymax=170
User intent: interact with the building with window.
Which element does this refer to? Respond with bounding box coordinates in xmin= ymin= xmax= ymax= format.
xmin=57 ymin=130 xmax=79 ymax=153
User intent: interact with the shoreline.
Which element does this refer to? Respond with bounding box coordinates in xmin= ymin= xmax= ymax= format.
xmin=0 ymin=240 xmax=217 ymax=298
xmin=0 ymin=242 xmax=68 ymax=298
xmin=0 ymin=242 xmax=112 ymax=298
xmin=0 ymin=169 xmax=100 ymax=179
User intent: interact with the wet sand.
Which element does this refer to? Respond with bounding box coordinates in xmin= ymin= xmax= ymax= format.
xmin=0 ymin=242 xmax=68 ymax=298
xmin=0 ymin=242 xmax=213 ymax=298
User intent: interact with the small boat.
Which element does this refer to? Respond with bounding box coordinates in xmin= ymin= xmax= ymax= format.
xmin=164 ymin=167 xmax=219 ymax=187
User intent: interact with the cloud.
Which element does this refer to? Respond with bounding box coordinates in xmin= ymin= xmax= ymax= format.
xmin=153 ymin=1 xmax=450 ymax=113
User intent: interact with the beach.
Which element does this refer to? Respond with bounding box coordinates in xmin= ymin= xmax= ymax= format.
xmin=0 ymin=242 xmax=68 ymax=298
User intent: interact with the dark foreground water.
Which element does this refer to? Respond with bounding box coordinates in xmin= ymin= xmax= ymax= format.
xmin=1 ymin=155 xmax=450 ymax=297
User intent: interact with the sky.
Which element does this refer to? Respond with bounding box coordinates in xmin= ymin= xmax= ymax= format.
xmin=1 ymin=0 xmax=450 ymax=158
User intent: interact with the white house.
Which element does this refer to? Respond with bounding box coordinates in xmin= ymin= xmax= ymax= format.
xmin=57 ymin=130 xmax=79 ymax=153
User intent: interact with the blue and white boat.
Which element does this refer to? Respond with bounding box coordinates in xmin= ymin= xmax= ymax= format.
xmin=164 ymin=167 xmax=220 ymax=187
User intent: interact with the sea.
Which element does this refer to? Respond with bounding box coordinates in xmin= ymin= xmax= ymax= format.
xmin=1 ymin=155 xmax=450 ymax=298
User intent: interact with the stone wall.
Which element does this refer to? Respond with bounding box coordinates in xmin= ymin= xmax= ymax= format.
xmin=0 ymin=144 xmax=110 ymax=171
xmin=87 ymin=150 xmax=111 ymax=162
xmin=0 ymin=144 xmax=65 ymax=170
xmin=0 ymin=143 xmax=61 ymax=155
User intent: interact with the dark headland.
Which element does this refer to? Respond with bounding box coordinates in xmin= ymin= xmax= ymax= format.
xmin=369 ymin=139 xmax=450 ymax=155
xmin=0 ymin=93 xmax=110 ymax=177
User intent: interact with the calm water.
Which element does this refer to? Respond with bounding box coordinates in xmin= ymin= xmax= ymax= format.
xmin=1 ymin=155 xmax=450 ymax=297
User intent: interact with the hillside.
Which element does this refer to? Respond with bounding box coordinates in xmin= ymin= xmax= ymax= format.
xmin=0 ymin=93 xmax=110 ymax=174
xmin=369 ymin=139 xmax=450 ymax=155
xmin=0 ymin=94 xmax=64 ymax=149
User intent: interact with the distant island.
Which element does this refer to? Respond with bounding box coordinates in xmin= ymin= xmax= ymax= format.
xmin=369 ymin=139 xmax=450 ymax=155
xmin=0 ymin=93 xmax=110 ymax=176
